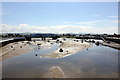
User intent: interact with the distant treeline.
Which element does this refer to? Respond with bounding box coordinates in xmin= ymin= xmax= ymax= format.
xmin=1 ymin=33 xmax=120 ymax=38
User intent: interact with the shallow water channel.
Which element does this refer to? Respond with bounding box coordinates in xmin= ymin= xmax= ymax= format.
xmin=2 ymin=42 xmax=119 ymax=78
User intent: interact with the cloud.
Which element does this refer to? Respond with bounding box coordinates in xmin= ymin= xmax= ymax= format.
xmin=64 ymin=21 xmax=69 ymax=24
xmin=19 ymin=24 xmax=28 ymax=27
xmin=0 ymin=22 xmax=118 ymax=34
xmin=108 ymin=16 xmax=118 ymax=18
xmin=76 ymin=20 xmax=101 ymax=25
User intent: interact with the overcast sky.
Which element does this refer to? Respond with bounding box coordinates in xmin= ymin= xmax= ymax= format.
xmin=1 ymin=2 xmax=118 ymax=34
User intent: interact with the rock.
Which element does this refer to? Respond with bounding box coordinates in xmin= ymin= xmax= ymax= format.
xmin=26 ymin=42 xmax=31 ymax=44
xmin=56 ymin=40 xmax=59 ymax=43
xmin=20 ymin=46 xmax=22 ymax=48
xmin=47 ymin=40 xmax=50 ymax=42
xmin=81 ymin=40 xmax=83 ymax=43
xmin=89 ymin=40 xmax=91 ymax=42
xmin=95 ymin=41 xmax=100 ymax=46
xmin=37 ymin=43 xmax=41 ymax=45
xmin=59 ymin=48 xmax=63 ymax=52
xmin=11 ymin=46 xmax=13 ymax=48
xmin=59 ymin=41 xmax=62 ymax=43
xmin=92 ymin=40 xmax=95 ymax=43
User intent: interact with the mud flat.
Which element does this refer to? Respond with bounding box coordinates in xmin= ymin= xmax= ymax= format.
xmin=40 ymin=40 xmax=91 ymax=59
xmin=0 ymin=41 xmax=53 ymax=60
xmin=0 ymin=39 xmax=91 ymax=60
xmin=0 ymin=41 xmax=33 ymax=60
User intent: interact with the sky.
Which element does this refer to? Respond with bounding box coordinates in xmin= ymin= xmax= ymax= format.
xmin=1 ymin=2 xmax=118 ymax=34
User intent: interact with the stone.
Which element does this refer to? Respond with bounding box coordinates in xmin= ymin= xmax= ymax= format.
xmin=59 ymin=48 xmax=63 ymax=52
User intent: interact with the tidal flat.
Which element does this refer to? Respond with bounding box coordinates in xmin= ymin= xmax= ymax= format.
xmin=1 ymin=38 xmax=119 ymax=78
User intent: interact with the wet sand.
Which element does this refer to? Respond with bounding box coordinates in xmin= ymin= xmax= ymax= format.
xmin=0 ymin=40 xmax=56 ymax=60
xmin=40 ymin=40 xmax=91 ymax=59
xmin=0 ymin=41 xmax=33 ymax=60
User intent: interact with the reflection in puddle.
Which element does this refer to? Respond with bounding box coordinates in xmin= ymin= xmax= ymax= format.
xmin=49 ymin=66 xmax=65 ymax=78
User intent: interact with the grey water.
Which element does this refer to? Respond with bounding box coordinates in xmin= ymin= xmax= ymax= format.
xmin=2 ymin=43 xmax=119 ymax=78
